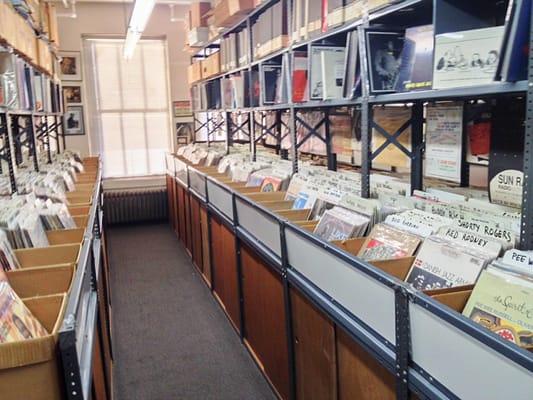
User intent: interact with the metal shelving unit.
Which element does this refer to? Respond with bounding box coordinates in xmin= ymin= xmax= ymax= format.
xmin=190 ymin=0 xmax=532 ymax=203
xmin=184 ymin=0 xmax=533 ymax=399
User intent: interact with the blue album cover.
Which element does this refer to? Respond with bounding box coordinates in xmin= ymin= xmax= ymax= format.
xmin=395 ymin=25 xmax=434 ymax=92
xmin=505 ymin=0 xmax=531 ymax=81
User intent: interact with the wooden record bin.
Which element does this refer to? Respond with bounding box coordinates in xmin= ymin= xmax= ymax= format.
xmin=166 ymin=173 xmax=176 ymax=231
xmin=240 ymin=243 xmax=290 ymax=400
xmin=164 ymin=159 xmax=533 ymax=400
xmin=175 ymin=181 xmax=189 ymax=249
xmin=189 ymin=194 xmax=203 ymax=270
xmin=210 ymin=215 xmax=240 ymax=332
xmin=290 ymin=286 xmax=396 ymax=400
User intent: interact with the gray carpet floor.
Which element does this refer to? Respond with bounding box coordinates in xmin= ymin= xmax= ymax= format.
xmin=108 ymin=223 xmax=275 ymax=400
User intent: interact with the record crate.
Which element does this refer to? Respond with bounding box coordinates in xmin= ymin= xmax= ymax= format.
xmin=0 ymin=294 xmax=67 ymax=400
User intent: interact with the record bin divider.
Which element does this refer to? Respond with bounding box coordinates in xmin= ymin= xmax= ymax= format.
xmin=408 ymin=291 xmax=533 ymax=400
xmin=206 ymin=177 xmax=235 ymax=221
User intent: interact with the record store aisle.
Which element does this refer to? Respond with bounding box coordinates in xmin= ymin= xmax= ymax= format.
xmin=108 ymin=223 xmax=275 ymax=400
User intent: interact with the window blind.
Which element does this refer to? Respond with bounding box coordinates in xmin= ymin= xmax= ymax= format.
xmin=83 ymin=38 xmax=171 ymax=178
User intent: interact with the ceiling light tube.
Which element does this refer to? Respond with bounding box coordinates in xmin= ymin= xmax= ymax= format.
xmin=123 ymin=0 xmax=155 ymax=59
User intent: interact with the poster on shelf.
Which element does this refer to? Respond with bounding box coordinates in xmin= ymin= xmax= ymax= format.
xmin=425 ymin=103 xmax=463 ymax=183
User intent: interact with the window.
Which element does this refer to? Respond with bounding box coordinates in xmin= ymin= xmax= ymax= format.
xmin=83 ymin=38 xmax=172 ymax=178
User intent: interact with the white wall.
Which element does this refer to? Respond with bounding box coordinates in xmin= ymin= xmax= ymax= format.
xmin=57 ymin=2 xmax=191 ymax=156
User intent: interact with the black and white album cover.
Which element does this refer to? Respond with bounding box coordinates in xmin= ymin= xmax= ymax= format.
xmin=365 ymin=31 xmax=404 ymax=93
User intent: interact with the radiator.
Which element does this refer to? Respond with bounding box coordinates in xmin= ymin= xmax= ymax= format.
xmin=104 ymin=189 xmax=168 ymax=225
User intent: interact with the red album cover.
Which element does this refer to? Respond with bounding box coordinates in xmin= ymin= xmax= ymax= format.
xmin=469 ymin=121 xmax=491 ymax=156
xmin=292 ymin=53 xmax=308 ymax=102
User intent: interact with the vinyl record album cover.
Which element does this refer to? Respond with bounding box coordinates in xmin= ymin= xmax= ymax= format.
xmin=0 ymin=281 xmax=48 ymax=343
xmin=433 ymin=26 xmax=504 ymax=89
xmin=394 ymin=25 xmax=434 ymax=92
xmin=463 ymin=266 xmax=533 ymax=349
xmin=366 ymin=31 xmax=404 ymax=93
xmin=261 ymin=176 xmax=283 ymax=192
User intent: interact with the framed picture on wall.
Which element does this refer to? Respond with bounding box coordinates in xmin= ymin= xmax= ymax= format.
xmin=64 ymin=106 xmax=85 ymax=135
xmin=63 ymin=85 xmax=82 ymax=104
xmin=173 ymin=100 xmax=193 ymax=117
xmin=59 ymin=51 xmax=82 ymax=81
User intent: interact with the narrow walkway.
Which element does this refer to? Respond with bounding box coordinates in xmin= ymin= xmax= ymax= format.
xmin=108 ymin=223 xmax=275 ymax=400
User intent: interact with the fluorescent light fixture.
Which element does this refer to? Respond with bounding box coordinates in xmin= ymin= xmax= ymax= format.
xmin=123 ymin=31 xmax=142 ymax=59
xmin=123 ymin=0 xmax=156 ymax=59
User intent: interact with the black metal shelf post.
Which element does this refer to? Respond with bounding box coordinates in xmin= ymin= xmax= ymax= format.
xmin=519 ymin=7 xmax=533 ymax=251
xmin=0 ymin=111 xmax=17 ymax=193
xmin=358 ymin=20 xmax=371 ymax=197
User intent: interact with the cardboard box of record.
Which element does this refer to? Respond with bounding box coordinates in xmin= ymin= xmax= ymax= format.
xmin=344 ymin=0 xmax=365 ymax=22
xmin=189 ymin=1 xmax=211 ymax=28
xmin=0 ymin=1 xmax=18 ymax=46
xmin=185 ymin=60 xmax=200 ymax=83
xmin=0 ymin=294 xmax=68 ymax=400
xmin=46 ymin=2 xmax=60 ymax=47
xmin=213 ymin=0 xmax=255 ymax=27
xmin=188 ymin=27 xmax=210 ymax=47
xmin=201 ymin=52 xmax=221 ymax=78
xmin=37 ymin=39 xmax=53 ymax=74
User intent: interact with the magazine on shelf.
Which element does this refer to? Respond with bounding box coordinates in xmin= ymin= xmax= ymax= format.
xmin=463 ymin=265 xmax=533 ymax=349
xmin=433 ymin=25 xmax=505 ymax=89
xmin=365 ymin=30 xmax=404 ymax=93
xmin=394 ymin=24 xmax=434 ymax=92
